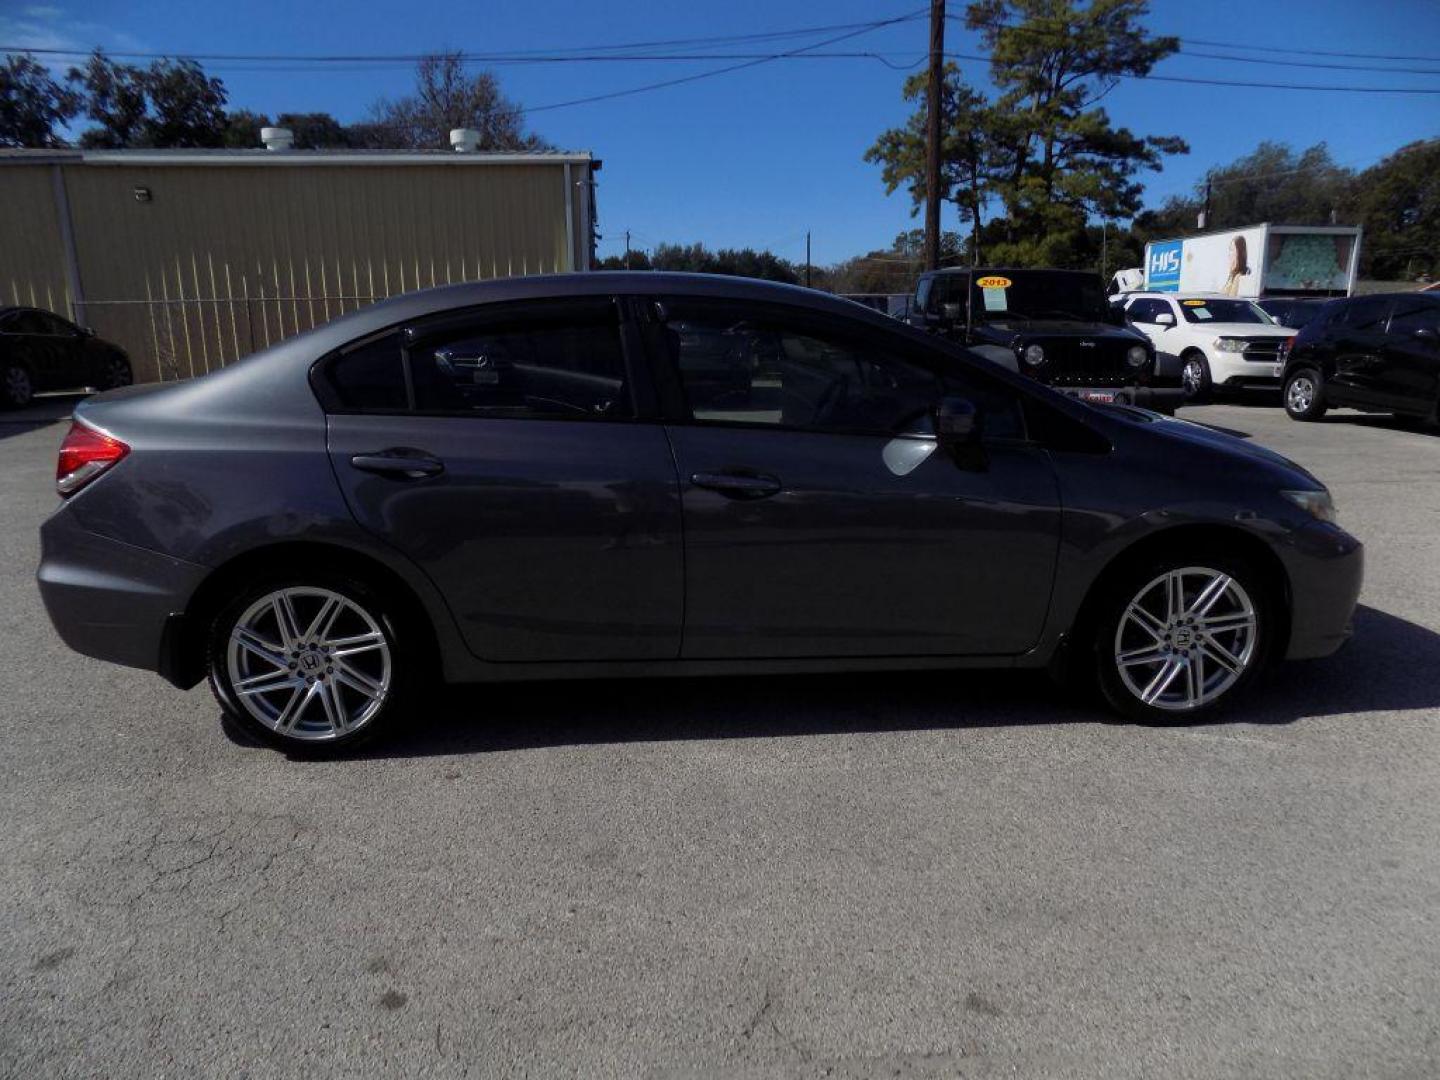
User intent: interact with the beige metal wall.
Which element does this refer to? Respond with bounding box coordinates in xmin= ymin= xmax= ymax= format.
xmin=0 ymin=157 xmax=583 ymax=384
xmin=0 ymin=164 xmax=71 ymax=315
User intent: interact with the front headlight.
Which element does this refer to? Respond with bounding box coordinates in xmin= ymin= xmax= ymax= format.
xmin=1281 ymin=489 xmax=1337 ymax=524
xmin=1126 ymin=345 xmax=1148 ymax=368
xmin=1022 ymin=343 xmax=1046 ymax=366
xmin=1214 ymin=337 xmax=1247 ymax=353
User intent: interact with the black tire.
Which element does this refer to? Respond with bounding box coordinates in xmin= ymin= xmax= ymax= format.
xmin=1091 ymin=548 xmax=1277 ymax=725
xmin=1180 ymin=350 xmax=1213 ymax=402
xmin=99 ymin=353 xmax=132 ymax=391
xmin=1283 ymin=367 xmax=1328 ymax=421
xmin=1 ymin=361 xmax=34 ymax=409
xmin=207 ymin=572 xmax=414 ymax=755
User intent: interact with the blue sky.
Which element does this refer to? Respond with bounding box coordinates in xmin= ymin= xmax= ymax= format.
xmin=3 ymin=0 xmax=1438 ymax=264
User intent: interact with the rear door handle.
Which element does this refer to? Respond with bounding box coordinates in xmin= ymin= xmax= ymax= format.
xmin=690 ymin=471 xmax=782 ymax=499
xmin=350 ymin=449 xmax=445 ymax=479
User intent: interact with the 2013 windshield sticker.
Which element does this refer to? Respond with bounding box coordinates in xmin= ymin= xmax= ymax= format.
xmin=976 ymin=276 xmax=1012 ymax=289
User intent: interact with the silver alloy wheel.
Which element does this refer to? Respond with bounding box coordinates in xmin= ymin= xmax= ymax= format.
xmin=1182 ymin=358 xmax=1205 ymax=397
xmin=1287 ymin=374 xmax=1315 ymax=414
xmin=1113 ymin=567 xmax=1258 ymax=712
xmin=4 ymin=365 xmax=32 ymax=406
xmin=226 ymin=586 xmax=392 ymax=741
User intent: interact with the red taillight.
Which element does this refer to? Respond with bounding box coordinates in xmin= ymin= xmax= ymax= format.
xmin=56 ymin=419 xmax=129 ymax=497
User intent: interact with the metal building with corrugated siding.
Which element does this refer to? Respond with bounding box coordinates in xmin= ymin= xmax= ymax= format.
xmin=0 ymin=146 xmax=599 ymax=384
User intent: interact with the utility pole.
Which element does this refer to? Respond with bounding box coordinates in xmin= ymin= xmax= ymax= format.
xmin=805 ymin=231 xmax=812 ymax=288
xmin=1198 ymin=180 xmax=1212 ymax=231
xmin=924 ymin=0 xmax=945 ymax=272
xmin=624 ymin=230 xmax=631 ymax=270
xmin=1101 ymin=220 xmax=1108 ymax=283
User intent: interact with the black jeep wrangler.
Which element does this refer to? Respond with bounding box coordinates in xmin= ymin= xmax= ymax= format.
xmin=909 ymin=267 xmax=1183 ymax=413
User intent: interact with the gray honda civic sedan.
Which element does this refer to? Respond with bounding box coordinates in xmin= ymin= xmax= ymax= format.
xmin=38 ymin=273 xmax=1362 ymax=753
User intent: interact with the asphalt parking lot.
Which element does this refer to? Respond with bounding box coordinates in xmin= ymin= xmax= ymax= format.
xmin=2 ymin=396 xmax=1438 ymax=1079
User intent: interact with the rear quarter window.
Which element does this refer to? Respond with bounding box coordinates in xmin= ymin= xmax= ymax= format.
xmin=322 ymin=335 xmax=408 ymax=411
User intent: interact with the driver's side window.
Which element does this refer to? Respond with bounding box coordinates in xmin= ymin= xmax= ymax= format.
xmin=665 ymin=304 xmax=940 ymax=434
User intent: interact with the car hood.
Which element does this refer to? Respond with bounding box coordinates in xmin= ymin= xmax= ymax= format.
xmin=1199 ymin=323 xmax=1296 ymax=338
xmin=978 ymin=318 xmax=1139 ymax=341
xmin=1097 ymin=405 xmax=1321 ymax=488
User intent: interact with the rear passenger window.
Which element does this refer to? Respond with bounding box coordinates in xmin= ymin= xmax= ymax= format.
xmin=410 ymin=320 xmax=631 ymax=419
xmin=326 ymin=335 xmax=408 ymax=411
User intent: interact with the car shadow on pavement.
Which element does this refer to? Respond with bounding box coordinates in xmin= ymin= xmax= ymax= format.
xmin=0 ymin=394 xmax=83 ymax=441
xmin=1314 ymin=414 xmax=1439 ymax=437
xmin=224 ymin=604 xmax=1437 ymax=760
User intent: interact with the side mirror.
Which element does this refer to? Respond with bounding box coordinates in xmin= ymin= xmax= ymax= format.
xmin=936 ymin=395 xmax=981 ymax=444
xmin=935 ymin=395 xmax=985 ymax=469
xmin=1155 ymin=312 xmax=1176 ymax=327
xmin=77 ymin=325 xmax=95 ymax=338
xmin=1415 ymin=327 xmax=1437 ymax=344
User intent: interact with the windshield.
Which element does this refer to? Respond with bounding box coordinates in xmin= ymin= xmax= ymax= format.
xmin=1178 ymin=299 xmax=1273 ymax=325
xmin=971 ymin=273 xmax=1105 ymax=323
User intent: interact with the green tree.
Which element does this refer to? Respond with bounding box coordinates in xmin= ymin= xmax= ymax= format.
xmin=278 ymin=112 xmax=358 ymax=149
xmin=642 ymin=242 xmax=799 ymax=284
xmin=1345 ymin=139 xmax=1440 ymax=281
xmin=966 ymin=0 xmax=1186 ymax=265
xmin=0 ymin=53 xmax=81 ymax=147
xmin=865 ymin=64 xmax=993 ymax=262
xmin=69 ymin=52 xmax=227 ymax=148
xmin=369 ymin=53 xmax=545 ymax=150
xmin=1139 ymin=142 xmax=1355 ymax=239
xmin=222 ymin=108 xmax=269 ymax=148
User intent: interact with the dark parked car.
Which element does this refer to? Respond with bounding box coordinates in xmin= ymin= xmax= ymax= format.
xmin=1257 ymin=297 xmax=1324 ymax=331
xmin=909 ymin=268 xmax=1184 ymax=413
xmin=0 ymin=307 xmax=132 ymax=408
xmin=38 ymin=273 xmax=1362 ymax=754
xmin=1281 ymin=292 xmax=1440 ymax=422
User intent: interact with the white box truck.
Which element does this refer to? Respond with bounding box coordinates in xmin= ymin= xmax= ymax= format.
xmin=1112 ymin=223 xmax=1362 ymax=299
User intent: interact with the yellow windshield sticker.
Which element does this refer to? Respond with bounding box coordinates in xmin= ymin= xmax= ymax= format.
xmin=976 ymin=275 xmax=1012 ymax=289
xmin=1182 ymin=299 xmax=1207 ymax=306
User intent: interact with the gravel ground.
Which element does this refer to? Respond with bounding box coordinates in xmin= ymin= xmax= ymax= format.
xmin=1 ymin=398 xmax=1437 ymax=1079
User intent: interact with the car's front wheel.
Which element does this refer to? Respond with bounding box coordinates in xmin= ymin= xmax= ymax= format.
xmin=1 ymin=361 xmax=33 ymax=409
xmin=208 ymin=576 xmax=410 ymax=753
xmin=1181 ymin=351 xmax=1213 ymax=401
xmin=1093 ymin=553 xmax=1274 ymax=724
xmin=1284 ymin=367 xmax=1328 ymax=421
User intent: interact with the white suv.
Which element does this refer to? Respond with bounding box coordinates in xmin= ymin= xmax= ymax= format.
xmin=1122 ymin=293 xmax=1296 ymax=400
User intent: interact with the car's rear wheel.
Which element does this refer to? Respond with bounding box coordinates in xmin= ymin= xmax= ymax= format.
xmin=1 ymin=362 xmax=33 ymax=409
xmin=1093 ymin=553 xmax=1275 ymax=724
xmin=1284 ymin=367 xmax=1328 ymax=421
xmin=99 ymin=353 xmax=132 ymax=390
xmin=1180 ymin=351 xmax=1213 ymax=401
xmin=208 ymin=575 xmax=410 ymax=754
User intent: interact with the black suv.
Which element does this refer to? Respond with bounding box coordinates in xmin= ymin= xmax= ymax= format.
xmin=909 ymin=268 xmax=1182 ymax=413
xmin=1280 ymin=292 xmax=1440 ymax=423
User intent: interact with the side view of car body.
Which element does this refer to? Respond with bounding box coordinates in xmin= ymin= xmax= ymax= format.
xmin=1280 ymin=292 xmax=1440 ymax=422
xmin=1122 ymin=293 xmax=1295 ymax=401
xmin=37 ymin=273 xmax=1363 ymax=754
xmin=1257 ymin=297 xmax=1324 ymax=332
xmin=0 ymin=307 xmax=132 ymax=408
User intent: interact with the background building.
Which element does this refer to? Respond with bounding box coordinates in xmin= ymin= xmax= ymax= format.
xmin=0 ymin=139 xmax=598 ymax=384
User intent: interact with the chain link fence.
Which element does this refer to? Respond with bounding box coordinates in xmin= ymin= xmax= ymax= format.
xmin=81 ymin=293 xmax=386 ymax=384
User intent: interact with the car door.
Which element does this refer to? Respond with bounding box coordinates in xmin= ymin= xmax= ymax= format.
xmin=1374 ymin=296 xmax=1440 ymax=415
xmin=320 ymin=297 xmax=685 ymax=663
xmin=1125 ymin=298 xmax=1173 ymax=352
xmin=645 ymin=297 xmax=1063 ymax=659
xmin=33 ymin=312 xmax=88 ymax=388
xmin=4 ymin=311 xmax=60 ymax=391
xmin=1328 ymin=296 xmax=1393 ymax=405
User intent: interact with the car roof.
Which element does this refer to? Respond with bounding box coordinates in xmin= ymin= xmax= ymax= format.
xmin=304 ymin=271 xmax=909 ymax=346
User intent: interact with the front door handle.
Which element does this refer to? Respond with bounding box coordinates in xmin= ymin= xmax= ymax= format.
xmin=350 ymin=449 xmax=445 ymax=479
xmin=690 ymin=471 xmax=782 ymax=499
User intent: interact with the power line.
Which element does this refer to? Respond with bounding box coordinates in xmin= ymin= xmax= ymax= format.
xmin=953 ymin=15 xmax=1440 ymax=64
xmin=937 ymin=50 xmax=1440 ymax=94
xmin=521 ymin=12 xmax=927 ymax=115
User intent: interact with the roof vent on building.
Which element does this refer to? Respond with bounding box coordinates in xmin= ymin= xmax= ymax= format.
xmin=450 ymin=128 xmax=481 ymax=153
xmin=260 ymin=127 xmax=294 ymax=152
